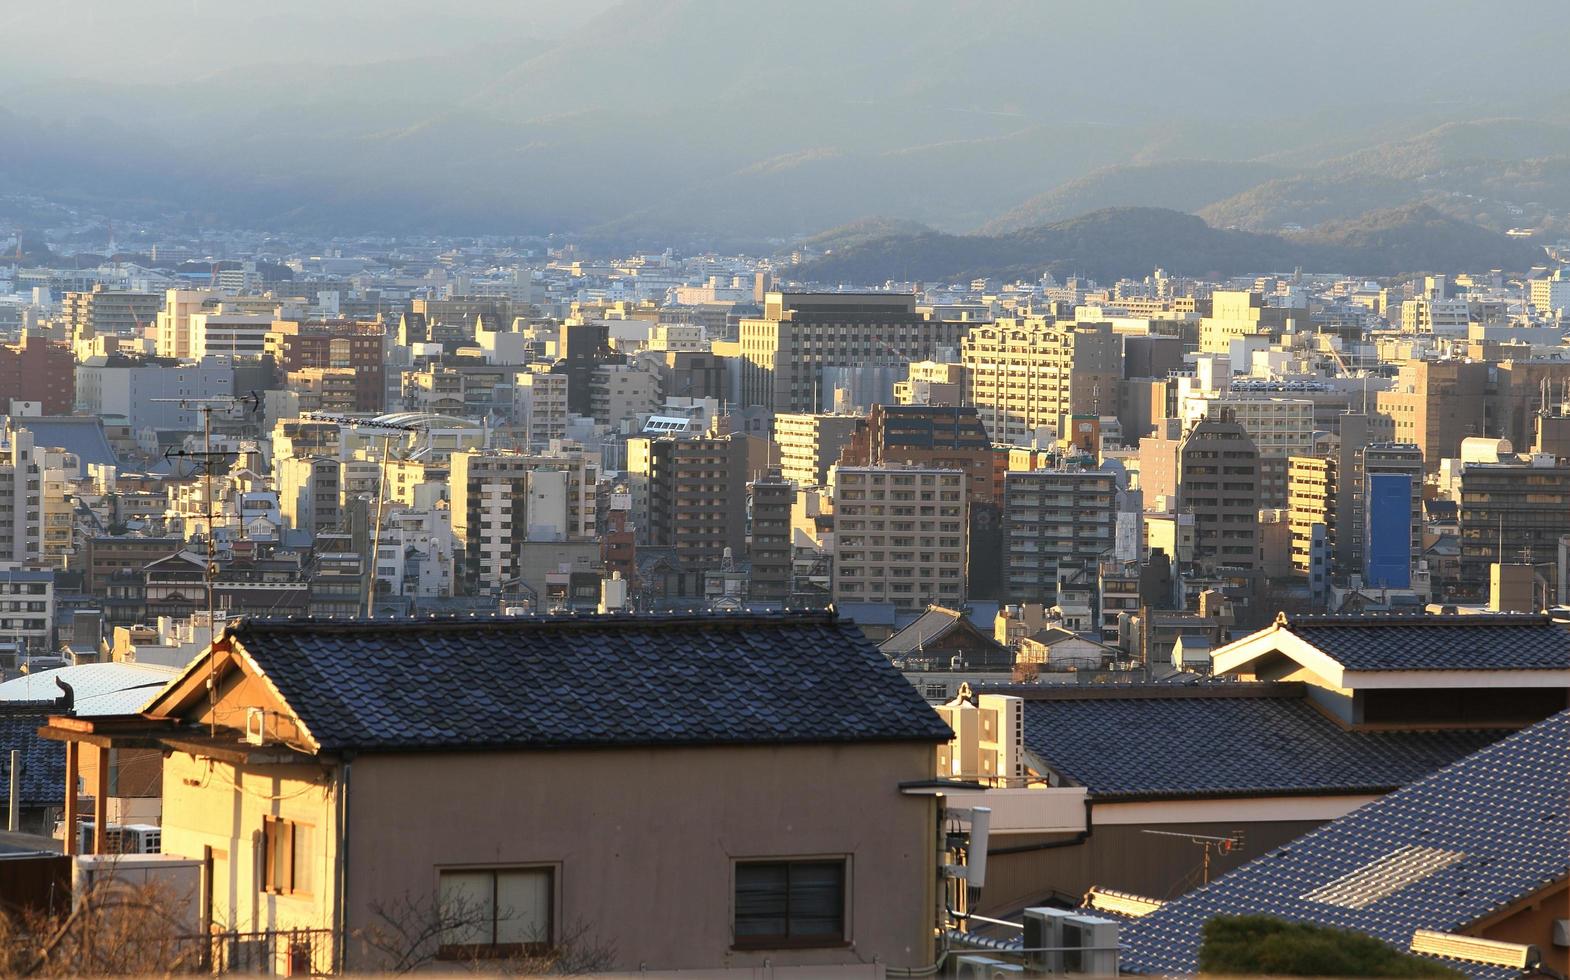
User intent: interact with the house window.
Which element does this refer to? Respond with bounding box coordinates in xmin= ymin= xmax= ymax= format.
xmin=261 ymin=817 xmax=311 ymax=895
xmin=734 ymin=859 xmax=846 ymax=948
xmin=438 ymin=867 xmax=553 ymax=958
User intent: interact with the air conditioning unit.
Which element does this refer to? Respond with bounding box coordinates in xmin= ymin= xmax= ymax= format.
xmin=1023 ymin=907 xmax=1081 ymax=974
xmin=77 ymin=821 xmax=125 ymax=855
xmin=120 ymin=824 xmax=162 ymax=854
xmin=1060 ymin=913 xmax=1120 ymax=976
xmin=245 ymin=706 xmax=268 ymax=746
xmin=954 ymin=954 xmax=1026 ymax=979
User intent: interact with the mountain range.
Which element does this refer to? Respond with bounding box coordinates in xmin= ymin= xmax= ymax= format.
xmin=4 ymin=1 xmax=1570 ymax=258
xmin=792 ymin=205 xmax=1546 ymax=284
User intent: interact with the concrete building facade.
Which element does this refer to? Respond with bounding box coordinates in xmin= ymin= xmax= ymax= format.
xmin=832 ymin=466 xmax=966 ymax=611
xmin=1179 ymin=417 xmax=1261 ymax=573
xmin=962 ymin=318 xmax=1121 ymax=445
xmin=740 ymin=293 xmax=963 ymax=414
xmin=1002 ymin=467 xmax=1116 ymax=604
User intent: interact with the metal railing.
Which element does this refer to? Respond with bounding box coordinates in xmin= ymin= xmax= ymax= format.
xmin=193 ymin=927 xmax=335 ymax=975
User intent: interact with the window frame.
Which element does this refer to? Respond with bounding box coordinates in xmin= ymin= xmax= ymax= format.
xmin=731 ymin=856 xmax=849 ymax=950
xmin=260 ymin=816 xmax=312 ymax=897
xmin=435 ymin=865 xmax=557 ymax=961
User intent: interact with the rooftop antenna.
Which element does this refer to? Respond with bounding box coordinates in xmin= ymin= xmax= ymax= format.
xmin=302 ymin=412 xmax=424 ymax=617
xmin=154 ymin=392 xmax=260 ymax=738
xmin=1141 ymin=828 xmax=1245 ymax=886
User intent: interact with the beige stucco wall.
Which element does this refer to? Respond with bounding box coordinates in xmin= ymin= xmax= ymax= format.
xmin=159 ymin=752 xmax=339 ymax=943
xmin=344 ymin=741 xmax=938 ymax=972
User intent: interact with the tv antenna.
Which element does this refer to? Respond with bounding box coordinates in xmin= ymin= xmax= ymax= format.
xmin=152 ymin=392 xmax=261 ymax=737
xmin=1141 ymin=828 xmax=1246 ymax=886
xmin=301 ymin=412 xmax=425 ymax=617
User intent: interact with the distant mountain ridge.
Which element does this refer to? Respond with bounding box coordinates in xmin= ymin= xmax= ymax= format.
xmin=792 ymin=205 xmax=1544 ymax=285
xmin=977 ymin=161 xmax=1289 ymax=235
xmin=5 ymin=2 xmax=1570 ymax=243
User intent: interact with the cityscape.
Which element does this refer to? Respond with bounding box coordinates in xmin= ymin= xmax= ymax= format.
xmin=0 ymin=2 xmax=1567 ymax=978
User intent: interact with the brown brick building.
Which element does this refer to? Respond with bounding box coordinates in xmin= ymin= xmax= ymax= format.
xmin=0 ymin=336 xmax=75 ymax=414
xmin=265 ymin=320 xmax=387 ymax=413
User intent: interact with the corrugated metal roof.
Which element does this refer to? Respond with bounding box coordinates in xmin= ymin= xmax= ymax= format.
xmin=0 ymin=662 xmax=177 ymax=716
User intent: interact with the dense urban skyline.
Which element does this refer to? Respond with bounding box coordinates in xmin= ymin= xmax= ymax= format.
xmin=0 ymin=4 xmax=1566 ymax=979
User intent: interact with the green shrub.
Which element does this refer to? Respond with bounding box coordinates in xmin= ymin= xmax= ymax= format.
xmin=1197 ymin=914 xmax=1462 ymax=978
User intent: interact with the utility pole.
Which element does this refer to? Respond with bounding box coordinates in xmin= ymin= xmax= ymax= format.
xmin=154 ymin=394 xmax=259 ymax=737
xmin=301 ymin=413 xmax=424 ymax=617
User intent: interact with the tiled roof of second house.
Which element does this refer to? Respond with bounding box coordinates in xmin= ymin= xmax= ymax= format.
xmin=1119 ymin=710 xmax=1570 ymax=978
xmin=226 ymin=612 xmax=953 ymax=753
xmin=1282 ymin=613 xmax=1570 ymax=671
xmin=1018 ymin=686 xmax=1505 ymax=801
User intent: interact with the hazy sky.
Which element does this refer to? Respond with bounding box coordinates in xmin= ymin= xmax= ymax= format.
xmin=0 ymin=0 xmax=618 ymax=84
xmin=6 ymin=0 xmax=1570 ymax=241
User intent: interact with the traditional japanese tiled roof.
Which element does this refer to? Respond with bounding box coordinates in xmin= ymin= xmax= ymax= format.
xmin=1279 ymin=613 xmax=1570 ymax=671
xmin=1018 ymin=686 xmax=1505 ymax=801
xmin=0 ymin=710 xmax=62 ymax=807
xmin=224 ymin=612 xmax=953 ymax=753
xmin=881 ymin=606 xmax=1006 ymax=656
xmin=1119 ymin=710 xmax=1570 ymax=978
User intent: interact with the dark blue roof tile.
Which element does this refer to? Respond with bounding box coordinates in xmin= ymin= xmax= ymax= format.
xmin=1021 ymin=689 xmax=1505 ymax=800
xmin=1119 ymin=710 xmax=1570 ymax=978
xmin=227 ymin=612 xmax=952 ymax=753
xmin=1284 ymin=614 xmax=1570 ymax=671
xmin=1 ymin=710 xmax=63 ymax=807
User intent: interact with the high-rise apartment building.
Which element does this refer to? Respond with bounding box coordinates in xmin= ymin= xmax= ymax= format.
xmin=61 ymin=285 xmax=161 ymax=340
xmin=190 ymin=310 xmax=275 ymax=359
xmin=514 ymin=371 xmax=569 ymax=449
xmin=1178 ymin=417 xmax=1261 ymax=573
xmin=1376 ymin=360 xmax=1491 ymax=471
xmin=831 ymin=466 xmax=966 ymax=611
xmin=747 ymin=474 xmax=793 ymax=600
xmin=288 ymin=368 xmax=362 ymax=414
xmin=1286 ymin=455 xmax=1333 ymax=577
xmin=1399 ymin=298 xmax=1471 ymax=335
xmin=265 ymin=320 xmax=387 ymax=413
xmin=774 ymin=413 xmax=863 ymax=487
xmin=0 ymin=337 xmax=75 ymax=415
xmin=1183 ymin=395 xmax=1315 ymax=506
xmin=894 ymin=361 xmax=966 ymax=406
xmin=739 ymin=293 xmax=964 ymax=413
xmin=1360 ymin=443 xmax=1425 ymax=576
xmin=1456 ymin=453 xmax=1570 ymax=596
xmin=155 ymin=289 xmax=218 ymax=360
xmin=0 ymin=427 xmax=41 ymax=564
xmin=840 ymin=404 xmax=1002 ymax=597
xmin=628 ymin=435 xmax=749 ymax=568
xmin=962 ymin=318 xmax=1121 ymax=444
xmin=1002 ymin=467 xmax=1116 ymax=604
xmin=551 ymin=320 xmax=614 ymax=417
xmin=277 ymin=456 xmax=345 ymax=537
xmin=589 ymin=363 xmax=661 ymax=426
xmin=1529 ymin=270 xmax=1570 ymax=315
xmin=449 ymin=448 xmax=600 ymax=594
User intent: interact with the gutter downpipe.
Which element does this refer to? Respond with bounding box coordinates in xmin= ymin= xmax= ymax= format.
xmin=335 ymin=753 xmax=355 ymax=973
